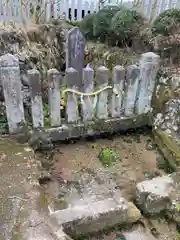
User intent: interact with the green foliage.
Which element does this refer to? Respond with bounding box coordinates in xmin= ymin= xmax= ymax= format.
xmin=43 ymin=103 xmax=49 ymax=127
xmin=111 ymin=7 xmax=146 ymax=41
xmin=115 ymin=231 xmax=126 ymax=240
xmin=0 ymin=104 xmax=8 ymax=133
xmin=176 ymin=202 xmax=180 ymax=212
xmin=65 ymin=19 xmax=81 ymax=27
xmin=79 ymin=13 xmax=95 ymax=39
xmin=98 ymin=147 xmax=118 ymax=167
xmin=85 ymin=42 xmax=138 ymax=70
xmin=152 ymin=8 xmax=180 ymax=36
xmin=80 ymin=6 xmax=147 ymax=47
xmin=93 ymin=7 xmax=120 ymax=42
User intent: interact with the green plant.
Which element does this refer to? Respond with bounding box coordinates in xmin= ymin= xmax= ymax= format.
xmin=85 ymin=42 xmax=139 ymax=70
xmin=98 ymin=147 xmax=118 ymax=167
xmin=111 ymin=7 xmax=146 ymax=43
xmin=0 ymin=104 xmax=8 ymax=133
xmin=151 ymin=9 xmax=180 ymax=64
xmin=152 ymin=8 xmax=180 ymax=36
xmin=176 ymin=202 xmax=180 ymax=212
xmin=115 ymin=231 xmax=126 ymax=240
xmin=79 ymin=13 xmax=95 ymax=40
xmin=65 ymin=19 xmax=81 ymax=27
xmin=93 ymin=7 xmax=120 ymax=42
xmin=43 ymin=103 xmax=49 ymax=127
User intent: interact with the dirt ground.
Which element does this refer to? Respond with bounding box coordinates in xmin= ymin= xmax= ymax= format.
xmin=0 ymin=137 xmax=38 ymax=240
xmin=0 ymin=131 xmax=178 ymax=240
xmin=35 ymin=127 xmax=180 ymax=240
xmin=48 ymin=129 xmax=164 ymax=202
xmin=39 ymin=128 xmax=179 ymax=240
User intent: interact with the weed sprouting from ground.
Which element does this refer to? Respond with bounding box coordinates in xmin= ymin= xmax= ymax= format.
xmin=98 ymin=147 xmax=119 ymax=167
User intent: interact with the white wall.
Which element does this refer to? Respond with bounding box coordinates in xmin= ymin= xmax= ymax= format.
xmin=0 ymin=0 xmax=180 ymax=22
xmin=47 ymin=0 xmax=98 ymax=21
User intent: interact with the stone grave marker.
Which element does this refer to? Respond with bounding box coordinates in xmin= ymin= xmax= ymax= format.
xmin=66 ymin=27 xmax=85 ymax=89
xmin=0 ymin=53 xmax=25 ymax=133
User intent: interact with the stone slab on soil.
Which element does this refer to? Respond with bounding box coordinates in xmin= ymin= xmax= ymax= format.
xmin=46 ymin=167 xmax=141 ymax=236
xmin=136 ymin=174 xmax=180 ymax=219
xmin=50 ymin=197 xmax=141 ymax=236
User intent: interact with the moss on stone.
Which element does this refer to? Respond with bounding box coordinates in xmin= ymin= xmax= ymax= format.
xmin=153 ymin=130 xmax=180 ymax=171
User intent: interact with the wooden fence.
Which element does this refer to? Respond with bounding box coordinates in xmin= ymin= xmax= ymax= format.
xmin=0 ymin=52 xmax=160 ymax=141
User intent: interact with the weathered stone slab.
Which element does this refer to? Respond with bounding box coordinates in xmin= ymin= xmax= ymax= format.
xmin=153 ymin=130 xmax=179 ymax=171
xmin=136 ymin=175 xmax=173 ymax=215
xmin=82 ymin=65 xmax=94 ymax=121
xmin=48 ymin=68 xmax=62 ymax=127
xmin=153 ymin=97 xmax=180 ymax=170
xmin=111 ymin=65 xmax=125 ymax=117
xmin=136 ymin=52 xmax=160 ymax=114
xmin=66 ymin=67 xmax=79 ymax=123
xmin=0 ymin=54 xmax=25 ymax=133
xmin=28 ymin=69 xmax=44 ymax=128
xmin=96 ymin=66 xmax=109 ymax=119
xmin=45 ymin=113 xmax=152 ymax=143
xmin=50 ymin=197 xmax=141 ymax=236
xmin=123 ymin=65 xmax=140 ymax=116
xmin=66 ymin=27 xmax=85 ymax=89
xmin=136 ymin=174 xmax=180 ymax=218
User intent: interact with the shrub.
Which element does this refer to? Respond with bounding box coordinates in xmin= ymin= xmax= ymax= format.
xmin=152 ymin=9 xmax=180 ymax=64
xmin=65 ymin=19 xmax=81 ymax=27
xmin=79 ymin=13 xmax=95 ymax=39
xmin=152 ymin=8 xmax=180 ymax=36
xmin=111 ymin=8 xmax=146 ymax=43
xmin=93 ymin=6 xmax=120 ymax=42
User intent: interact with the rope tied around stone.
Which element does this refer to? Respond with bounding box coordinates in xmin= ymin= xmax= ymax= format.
xmin=62 ymin=86 xmax=124 ymax=118
xmin=62 ymin=85 xmax=124 ymax=104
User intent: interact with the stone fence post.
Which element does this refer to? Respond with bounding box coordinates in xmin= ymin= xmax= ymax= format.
xmin=47 ymin=68 xmax=61 ymax=127
xmin=0 ymin=53 xmax=25 ymax=133
xmin=28 ymin=69 xmax=44 ymax=128
xmin=136 ymin=52 xmax=160 ymax=114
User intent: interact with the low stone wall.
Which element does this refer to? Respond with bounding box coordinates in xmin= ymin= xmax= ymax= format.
xmin=151 ymin=65 xmax=180 ymax=170
xmin=153 ymin=97 xmax=180 ymax=170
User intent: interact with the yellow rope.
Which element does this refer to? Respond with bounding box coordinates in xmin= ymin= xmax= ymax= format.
xmin=62 ymin=86 xmax=123 ymax=97
xmin=62 ymin=86 xmax=124 ymax=119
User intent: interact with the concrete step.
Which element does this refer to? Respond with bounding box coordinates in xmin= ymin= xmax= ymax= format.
xmin=49 ymin=196 xmax=141 ymax=236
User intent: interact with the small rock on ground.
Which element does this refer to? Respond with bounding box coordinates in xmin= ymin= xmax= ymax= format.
xmin=136 ymin=173 xmax=180 ymax=221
